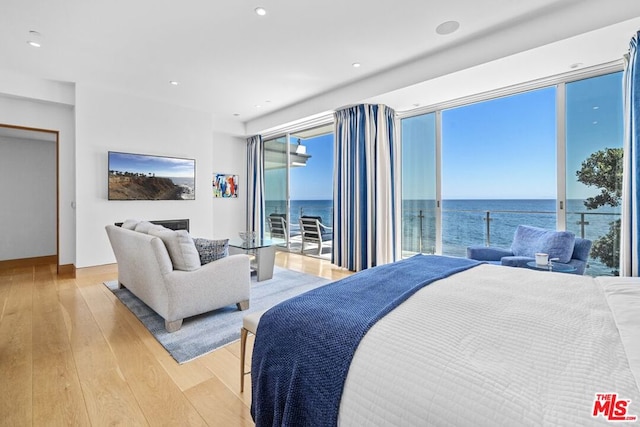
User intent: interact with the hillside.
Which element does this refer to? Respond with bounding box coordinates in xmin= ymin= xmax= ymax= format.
xmin=108 ymin=175 xmax=185 ymax=200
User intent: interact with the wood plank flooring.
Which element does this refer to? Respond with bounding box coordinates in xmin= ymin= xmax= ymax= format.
xmin=0 ymin=251 xmax=351 ymax=426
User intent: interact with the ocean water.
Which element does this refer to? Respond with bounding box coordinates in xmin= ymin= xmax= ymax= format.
xmin=267 ymin=199 xmax=619 ymax=276
xmin=170 ymin=177 xmax=195 ymax=200
xmin=404 ymin=199 xmax=619 ymax=276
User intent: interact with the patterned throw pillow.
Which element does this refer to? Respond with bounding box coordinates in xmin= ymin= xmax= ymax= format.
xmin=193 ymin=238 xmax=229 ymax=265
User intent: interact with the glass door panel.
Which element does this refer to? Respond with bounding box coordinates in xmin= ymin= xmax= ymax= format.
xmin=263 ymin=136 xmax=289 ymax=245
xmin=289 ymin=125 xmax=334 ymax=256
xmin=565 ymin=72 xmax=623 ymax=276
xmin=401 ymin=113 xmax=437 ymax=255
xmin=441 ymin=88 xmax=557 ymax=256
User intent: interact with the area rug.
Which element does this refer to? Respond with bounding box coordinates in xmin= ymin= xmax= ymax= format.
xmin=103 ymin=267 xmax=331 ymax=363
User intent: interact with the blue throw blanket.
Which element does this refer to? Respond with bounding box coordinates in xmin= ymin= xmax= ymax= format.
xmin=251 ymin=254 xmax=482 ymax=426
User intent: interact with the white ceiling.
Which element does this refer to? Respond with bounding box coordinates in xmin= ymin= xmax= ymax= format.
xmin=2 ymin=0 xmax=640 ymax=134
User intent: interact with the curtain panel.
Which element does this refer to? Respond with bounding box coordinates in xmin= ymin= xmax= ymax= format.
xmin=621 ymin=32 xmax=640 ymax=277
xmin=333 ymin=104 xmax=400 ymax=272
xmin=246 ymin=135 xmax=265 ymax=239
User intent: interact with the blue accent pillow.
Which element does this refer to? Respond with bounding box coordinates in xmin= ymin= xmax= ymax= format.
xmin=510 ymin=225 xmax=575 ymax=263
xmin=193 ymin=238 xmax=229 ymax=265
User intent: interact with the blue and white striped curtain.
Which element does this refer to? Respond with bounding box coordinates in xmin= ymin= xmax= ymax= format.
xmin=333 ymin=104 xmax=400 ymax=271
xmin=621 ymin=32 xmax=640 ymax=277
xmin=246 ymin=135 xmax=265 ymax=239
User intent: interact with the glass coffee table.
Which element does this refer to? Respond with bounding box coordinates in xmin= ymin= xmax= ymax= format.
xmin=526 ymin=261 xmax=576 ymax=273
xmin=228 ymin=237 xmax=281 ymax=281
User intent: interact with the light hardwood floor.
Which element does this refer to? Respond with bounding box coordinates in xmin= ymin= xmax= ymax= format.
xmin=0 ymin=251 xmax=352 ymax=426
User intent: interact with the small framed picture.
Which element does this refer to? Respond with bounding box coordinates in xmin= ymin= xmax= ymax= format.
xmin=213 ymin=173 xmax=238 ymax=198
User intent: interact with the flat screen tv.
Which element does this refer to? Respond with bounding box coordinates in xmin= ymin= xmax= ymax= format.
xmin=108 ymin=151 xmax=195 ymax=200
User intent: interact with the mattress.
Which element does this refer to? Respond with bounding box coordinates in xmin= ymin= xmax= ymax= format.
xmin=338 ymin=264 xmax=640 ymax=426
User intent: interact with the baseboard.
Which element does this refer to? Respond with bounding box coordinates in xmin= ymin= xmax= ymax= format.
xmin=57 ymin=264 xmax=76 ymax=278
xmin=0 ymin=255 xmax=58 ymax=270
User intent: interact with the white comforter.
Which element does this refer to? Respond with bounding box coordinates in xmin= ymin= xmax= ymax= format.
xmin=338 ymin=264 xmax=640 ymax=426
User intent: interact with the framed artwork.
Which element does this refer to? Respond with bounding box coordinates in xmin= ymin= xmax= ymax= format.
xmin=213 ymin=173 xmax=238 ymax=198
xmin=108 ymin=151 xmax=195 ymax=200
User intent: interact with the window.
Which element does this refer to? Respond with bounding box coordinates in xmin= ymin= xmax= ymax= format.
xmin=264 ymin=135 xmax=288 ymax=244
xmin=441 ymin=87 xmax=557 ymax=256
xmin=565 ymin=72 xmax=623 ymax=276
xmin=263 ymin=124 xmax=334 ymax=257
xmin=401 ymin=70 xmax=624 ymax=276
xmin=401 ymin=113 xmax=437 ymax=255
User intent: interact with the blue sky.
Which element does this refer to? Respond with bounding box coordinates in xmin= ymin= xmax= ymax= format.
xmin=289 ymin=133 xmax=334 ymax=200
xmin=403 ymin=71 xmax=623 ymax=200
xmin=441 ymin=87 xmax=557 ymax=199
xmin=109 ymin=152 xmax=195 ymax=178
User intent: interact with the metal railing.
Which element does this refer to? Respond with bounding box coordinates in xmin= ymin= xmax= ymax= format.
xmin=403 ymin=207 xmax=620 ymax=250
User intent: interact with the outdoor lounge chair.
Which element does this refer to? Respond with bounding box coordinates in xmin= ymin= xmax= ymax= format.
xmin=466 ymin=225 xmax=592 ymax=275
xmin=299 ymin=216 xmax=333 ymax=255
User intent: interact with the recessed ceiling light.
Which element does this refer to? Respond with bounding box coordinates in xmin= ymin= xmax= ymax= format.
xmin=255 ymin=7 xmax=266 ymax=16
xmin=169 ymin=81 xmax=180 ymax=86
xmin=255 ymin=104 xmax=262 ymax=108
xmin=569 ymin=62 xmax=584 ymax=69
xmin=27 ymin=30 xmax=42 ymax=48
xmin=435 ymin=21 xmax=460 ymax=35
xmin=233 ymin=113 xmax=240 ymax=117
xmin=352 ymin=62 xmax=361 ymax=68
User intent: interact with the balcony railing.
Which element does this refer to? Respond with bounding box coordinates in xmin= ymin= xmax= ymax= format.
xmin=265 ymin=204 xmax=334 ymax=258
xmin=402 ymin=207 xmax=620 ymax=276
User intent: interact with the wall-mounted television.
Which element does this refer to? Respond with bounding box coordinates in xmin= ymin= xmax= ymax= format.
xmin=108 ymin=151 xmax=195 ymax=200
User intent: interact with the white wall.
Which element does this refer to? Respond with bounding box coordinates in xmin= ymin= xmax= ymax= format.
xmin=0 ymin=93 xmax=76 ymax=266
xmin=0 ymin=136 xmax=56 ymax=260
xmin=211 ymin=132 xmax=247 ymax=239
xmin=0 ymin=79 xmax=247 ymax=269
xmin=75 ymin=84 xmax=221 ymax=267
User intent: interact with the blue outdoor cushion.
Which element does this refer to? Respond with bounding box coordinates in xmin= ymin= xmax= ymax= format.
xmin=510 ymin=225 xmax=575 ymax=263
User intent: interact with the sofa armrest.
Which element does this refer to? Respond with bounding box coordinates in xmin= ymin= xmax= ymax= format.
xmin=467 ymin=245 xmax=513 ymax=261
xmin=164 ymin=254 xmax=250 ymax=288
xmin=162 ymin=254 xmax=251 ymax=318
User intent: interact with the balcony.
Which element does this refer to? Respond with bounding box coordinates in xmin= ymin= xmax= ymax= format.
xmin=402 ymin=200 xmax=620 ymax=277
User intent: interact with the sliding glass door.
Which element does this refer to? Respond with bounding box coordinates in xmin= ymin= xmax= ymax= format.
xmin=401 ymin=113 xmax=437 ymax=256
xmin=264 ymin=136 xmax=288 ymax=245
xmin=441 ymin=87 xmax=557 ymax=256
xmin=565 ymin=72 xmax=623 ymax=276
xmin=262 ymin=124 xmax=334 ymax=256
xmin=400 ymin=70 xmax=624 ymax=276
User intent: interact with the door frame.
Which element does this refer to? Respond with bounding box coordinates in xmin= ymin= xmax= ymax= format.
xmin=0 ymin=123 xmax=60 ymax=273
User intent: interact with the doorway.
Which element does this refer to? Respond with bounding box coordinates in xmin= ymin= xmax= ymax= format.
xmin=0 ymin=124 xmax=59 ymax=272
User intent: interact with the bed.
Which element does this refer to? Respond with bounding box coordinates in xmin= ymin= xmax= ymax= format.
xmin=250 ymin=255 xmax=640 ymax=426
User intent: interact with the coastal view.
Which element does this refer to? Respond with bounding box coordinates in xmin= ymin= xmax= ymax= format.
xmin=269 ymin=198 xmax=618 ymax=276
xmin=108 ymin=152 xmax=195 ymax=200
xmin=264 ymin=72 xmax=623 ymax=276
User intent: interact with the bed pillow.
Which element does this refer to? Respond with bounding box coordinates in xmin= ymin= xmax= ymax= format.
xmin=193 ymin=238 xmax=229 ymax=265
xmin=511 ymin=225 xmax=576 ymax=263
xmin=148 ymin=228 xmax=201 ymax=271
